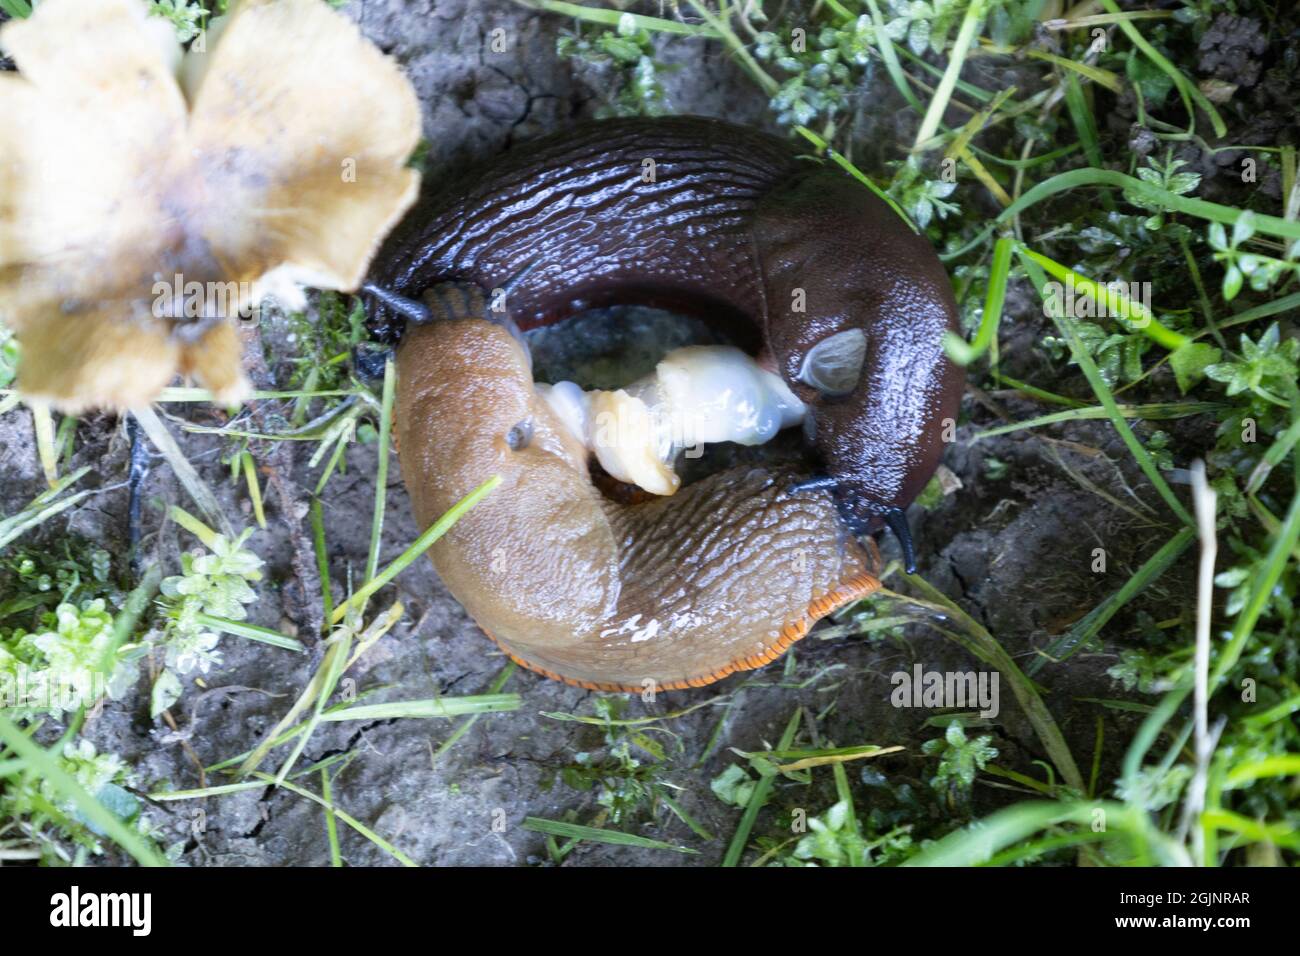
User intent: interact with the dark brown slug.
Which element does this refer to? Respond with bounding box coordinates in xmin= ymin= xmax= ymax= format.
xmin=367 ymin=116 xmax=965 ymax=563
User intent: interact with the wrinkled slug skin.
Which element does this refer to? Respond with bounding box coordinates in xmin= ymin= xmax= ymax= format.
xmin=753 ymin=167 xmax=966 ymax=525
xmin=395 ymin=319 xmax=879 ymax=692
xmin=371 ymin=116 xmax=964 ymax=528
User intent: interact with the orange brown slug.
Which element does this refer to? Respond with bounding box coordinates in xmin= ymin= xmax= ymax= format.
xmin=394 ymin=287 xmax=882 ymax=691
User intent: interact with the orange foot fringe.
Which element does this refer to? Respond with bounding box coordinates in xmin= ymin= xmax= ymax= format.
xmin=482 ymin=570 xmax=883 ymax=694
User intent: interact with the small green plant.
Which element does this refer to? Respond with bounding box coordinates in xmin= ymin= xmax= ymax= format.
xmin=0 ymin=599 xmax=140 ymax=719
xmin=148 ymin=0 xmax=207 ymax=43
xmin=879 ymin=0 xmax=966 ymax=56
xmin=0 ymin=543 xmax=137 ymax=719
xmin=0 ymin=738 xmax=161 ymax=864
xmin=558 ymin=14 xmax=669 ymax=118
xmin=710 ymin=762 xmax=757 ymax=808
xmin=152 ymin=520 xmax=264 ymax=714
xmin=1126 ymin=154 xmax=1202 ymax=231
xmin=1215 ymin=546 xmax=1295 ymax=623
xmin=1208 ymin=215 xmax=1300 ymax=302
xmin=1042 ymin=321 xmax=1152 ymax=388
xmin=781 ymin=799 xmax=915 ymax=867
xmin=1 ymin=544 xmax=118 ymax=615
xmin=559 ymin=697 xmax=678 ymax=825
xmin=788 ymin=800 xmax=865 ymax=866
xmin=922 ymin=721 xmax=997 ymax=807
xmin=1204 ymin=323 xmax=1300 ymax=408
xmin=1108 ymin=646 xmax=1180 ymax=695
xmin=284 ymin=290 xmax=368 ymax=424
xmin=1143 ymin=429 xmax=1175 ymax=471
xmin=889 ymin=160 xmax=960 ymax=230
xmin=0 ymin=324 xmax=18 ymax=391
xmin=1115 ymin=763 xmax=1193 ymax=813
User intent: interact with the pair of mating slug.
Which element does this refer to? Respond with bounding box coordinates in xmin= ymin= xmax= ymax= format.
xmin=364 ymin=117 xmax=964 ymax=692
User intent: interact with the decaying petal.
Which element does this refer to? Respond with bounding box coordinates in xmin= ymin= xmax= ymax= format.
xmin=14 ymin=304 xmax=180 ymax=412
xmin=0 ymin=0 xmax=186 ymax=320
xmin=186 ymin=0 xmax=423 ymax=308
xmin=0 ymin=0 xmax=422 ymax=410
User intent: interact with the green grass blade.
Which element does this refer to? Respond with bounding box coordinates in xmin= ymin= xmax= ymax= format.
xmin=796 ymin=126 xmax=917 ymax=230
xmin=862 ymin=0 xmax=923 ymax=111
xmin=946 ymin=235 xmax=1014 ymax=365
xmin=1097 ymin=0 xmax=1225 ymax=138
xmin=897 ymin=577 xmax=1085 ymax=792
xmin=522 ymin=817 xmax=700 ymax=854
xmin=240 ymin=450 xmax=267 ymax=529
xmin=134 ymin=405 xmax=233 ymax=537
xmin=515 ymin=0 xmax=717 ymax=37
xmin=320 ymin=694 xmax=522 ymax=721
xmin=195 ymin=613 xmax=306 ymax=653
xmin=0 ymin=716 xmax=167 ymax=866
xmin=972 ymin=402 xmax=1221 ymax=441
xmin=1029 ymin=527 xmax=1196 ymax=674
xmin=1020 ymin=247 xmax=1188 ymax=350
xmin=309 ymin=496 xmax=334 ymax=626
xmin=432 ymin=663 xmax=516 ymax=763
xmin=330 ymin=474 xmax=502 ymax=624
xmin=364 ymin=357 xmax=396 ymax=588
xmin=1211 ymin=478 xmax=1300 ymax=688
xmin=722 ymin=708 xmax=801 ymax=867
xmin=913 ymin=0 xmax=986 ymax=152
xmin=998 ymin=169 xmax=1300 ymax=242
xmin=0 ymin=466 xmax=93 ymax=552
xmin=1017 ymin=249 xmax=1195 ymax=527
xmin=905 ymin=799 xmax=1186 ymax=866
xmin=254 ymin=772 xmax=417 ymax=866
xmin=321 ymin=767 xmax=343 ymax=867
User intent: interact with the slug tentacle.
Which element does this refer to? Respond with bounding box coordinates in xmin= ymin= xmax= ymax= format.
xmin=883 ymin=507 xmax=918 ymax=575
xmin=752 ymin=163 xmax=964 ymax=529
xmin=360 ymin=281 xmax=432 ymax=326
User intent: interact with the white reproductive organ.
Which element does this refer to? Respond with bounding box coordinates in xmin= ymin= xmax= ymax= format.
xmin=536 ymin=345 xmax=806 ymax=495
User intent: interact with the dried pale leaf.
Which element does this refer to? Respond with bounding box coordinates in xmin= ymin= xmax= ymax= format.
xmin=187 ymin=0 xmax=422 ymax=305
xmin=15 ymin=305 xmax=179 ymax=412
xmin=0 ymin=0 xmax=422 ymax=410
xmin=178 ymin=322 xmax=252 ymax=406
xmin=0 ymin=0 xmax=186 ymax=319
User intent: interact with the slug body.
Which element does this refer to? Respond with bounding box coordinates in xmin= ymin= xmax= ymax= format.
xmin=371 ymin=116 xmax=964 ymax=533
xmin=376 ymin=116 xmax=963 ymax=690
xmin=396 ymin=304 xmax=881 ymax=691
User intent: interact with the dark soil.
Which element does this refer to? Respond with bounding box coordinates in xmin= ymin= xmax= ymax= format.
xmin=7 ymin=0 xmax=1295 ymax=866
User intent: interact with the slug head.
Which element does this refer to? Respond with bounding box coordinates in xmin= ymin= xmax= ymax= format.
xmin=755 ymin=164 xmax=964 ymax=565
